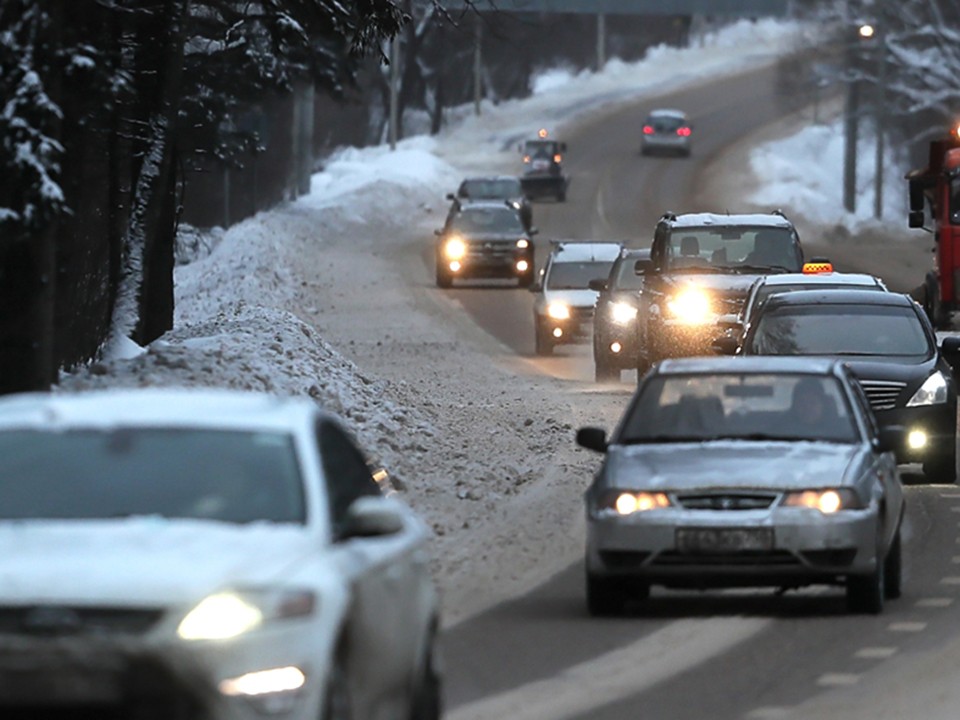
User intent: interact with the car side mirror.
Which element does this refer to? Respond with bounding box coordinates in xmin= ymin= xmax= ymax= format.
xmin=635 ymin=259 xmax=654 ymax=276
xmin=434 ymin=229 xmax=442 ymax=236
xmin=529 ymin=227 xmax=539 ymax=236
xmin=711 ymin=335 xmax=739 ymax=355
xmin=576 ymin=426 xmax=608 ymax=453
xmin=341 ymin=497 xmax=405 ymax=540
xmin=588 ymin=278 xmax=608 ymax=292
xmin=716 ymin=313 xmax=743 ymax=331
xmin=908 ymin=210 xmax=925 ymax=229
xmin=941 ymin=336 xmax=960 ymax=373
xmin=446 ymin=193 xmax=456 ymax=201
xmin=875 ymin=425 xmax=905 ymax=454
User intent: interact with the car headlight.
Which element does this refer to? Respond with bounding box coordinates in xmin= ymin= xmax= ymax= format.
xmin=610 ymin=302 xmax=638 ymax=325
xmin=906 ymin=371 xmax=949 ymax=407
xmin=781 ymin=488 xmax=863 ymax=514
xmin=547 ymin=302 xmax=571 ymax=320
xmin=665 ymin=287 xmax=714 ymax=324
xmin=516 ymin=238 xmax=530 ymax=249
xmin=177 ymin=590 xmax=316 ymax=641
xmin=444 ymin=237 xmax=467 ymax=261
xmin=603 ymin=491 xmax=671 ymax=515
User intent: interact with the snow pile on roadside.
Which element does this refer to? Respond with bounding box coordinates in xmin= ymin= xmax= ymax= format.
xmin=749 ymin=119 xmax=906 ymax=232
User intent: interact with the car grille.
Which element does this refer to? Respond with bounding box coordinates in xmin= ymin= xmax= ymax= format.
xmin=0 ymin=606 xmax=164 ymax=636
xmin=857 ymin=379 xmax=907 ymax=411
xmin=572 ymin=306 xmax=594 ymax=322
xmin=652 ymin=550 xmax=798 ymax=566
xmin=675 ymin=494 xmax=776 ymax=511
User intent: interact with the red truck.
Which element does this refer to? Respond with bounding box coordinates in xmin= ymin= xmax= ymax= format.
xmin=907 ymin=128 xmax=960 ymax=328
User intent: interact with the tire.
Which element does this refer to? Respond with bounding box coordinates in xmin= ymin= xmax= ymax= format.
xmin=847 ymin=548 xmax=885 ymax=614
xmin=408 ymin=635 xmax=442 ymax=720
xmin=518 ymin=270 xmax=534 ymax=289
xmin=884 ymin=528 xmax=902 ymax=600
xmin=594 ymin=353 xmax=619 ymax=383
xmin=557 ymin=188 xmax=566 ymax=202
xmin=435 ymin=266 xmax=452 ymax=289
xmin=322 ymin=652 xmax=352 ymax=720
xmin=923 ymin=448 xmax=957 ymax=484
xmin=586 ymin=573 xmax=627 ymax=617
xmin=534 ymin=318 xmax=553 ymax=357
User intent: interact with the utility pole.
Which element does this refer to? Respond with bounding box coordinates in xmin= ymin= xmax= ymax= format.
xmin=873 ymin=27 xmax=886 ymax=220
xmin=389 ymin=35 xmax=400 ymax=150
xmin=842 ymin=62 xmax=859 ymax=214
xmin=473 ymin=15 xmax=482 ymax=116
xmin=596 ymin=14 xmax=606 ymax=71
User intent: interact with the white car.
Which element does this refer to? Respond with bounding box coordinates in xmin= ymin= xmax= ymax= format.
xmin=0 ymin=389 xmax=440 ymax=720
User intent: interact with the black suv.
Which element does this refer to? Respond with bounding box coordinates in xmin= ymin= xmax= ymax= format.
xmin=447 ymin=176 xmax=533 ymax=231
xmin=636 ymin=211 xmax=803 ymax=374
xmin=591 ymin=248 xmax=651 ymax=382
xmin=434 ymin=200 xmax=536 ymax=288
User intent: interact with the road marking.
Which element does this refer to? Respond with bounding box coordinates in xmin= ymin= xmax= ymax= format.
xmin=854 ymin=646 xmax=898 ymax=659
xmin=916 ymin=597 xmax=954 ymax=608
xmin=951 ymin=556 xmax=960 ymax=563
xmin=746 ymin=708 xmax=792 ymax=718
xmin=445 ymin=617 xmax=769 ymax=720
xmin=940 ymin=576 xmax=960 ymax=585
xmin=888 ymin=621 xmax=927 ymax=632
xmin=817 ymin=673 xmax=860 ymax=686
xmin=941 ymin=493 xmax=960 ymax=498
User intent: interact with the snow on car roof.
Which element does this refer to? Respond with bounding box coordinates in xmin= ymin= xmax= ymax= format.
xmin=0 ymin=388 xmax=319 ymax=432
xmin=551 ymin=241 xmax=623 ymax=262
xmin=656 ymin=355 xmax=841 ymax=376
xmin=648 ymin=108 xmax=686 ymax=117
xmin=666 ymin=212 xmax=794 ymax=228
xmin=760 ymin=272 xmax=883 ymax=287
xmin=764 ymin=288 xmax=913 ymax=308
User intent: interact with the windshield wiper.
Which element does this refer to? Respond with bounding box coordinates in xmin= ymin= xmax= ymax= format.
xmin=623 ymin=434 xmax=724 ymax=444
xmin=728 ymin=264 xmax=794 ymax=274
xmin=665 ymin=266 xmax=724 ymax=274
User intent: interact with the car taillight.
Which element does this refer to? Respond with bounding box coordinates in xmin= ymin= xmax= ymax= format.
xmin=642 ymin=125 xmax=654 ymax=135
xmin=677 ymin=127 xmax=691 ymax=137
xmin=553 ymin=154 xmax=562 ymax=163
xmin=523 ymin=155 xmax=530 ymax=163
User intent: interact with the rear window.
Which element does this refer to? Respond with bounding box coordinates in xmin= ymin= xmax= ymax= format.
xmin=647 ymin=115 xmax=685 ymax=131
xmin=451 ymin=207 xmax=525 ymax=234
xmin=547 ymin=261 xmax=616 ymax=290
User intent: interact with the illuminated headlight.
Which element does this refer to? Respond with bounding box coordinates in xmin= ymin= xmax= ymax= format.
xmin=178 ymin=590 xmax=315 ymax=641
xmin=516 ymin=260 xmax=530 ymax=272
xmin=610 ymin=302 xmax=638 ymax=325
xmin=906 ymin=372 xmax=949 ymax=407
xmin=908 ymin=429 xmax=928 ymax=450
xmin=516 ymin=238 xmax=530 ymax=249
xmin=666 ymin=287 xmax=714 ymax=324
xmin=547 ymin=302 xmax=571 ymax=320
xmin=607 ymin=492 xmax=671 ymax=515
xmin=219 ymin=666 xmax=306 ymax=697
xmin=511 ymin=201 xmax=522 ymax=210
xmin=443 ymin=237 xmax=467 ymax=261
xmin=782 ymin=488 xmax=862 ymax=514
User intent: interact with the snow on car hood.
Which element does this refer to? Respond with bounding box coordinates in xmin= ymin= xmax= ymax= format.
xmin=542 ymin=289 xmax=598 ymax=309
xmin=0 ymin=519 xmax=319 ymax=607
xmin=605 ymin=441 xmax=860 ymax=491
xmin=664 ymin=272 xmax=766 ymax=295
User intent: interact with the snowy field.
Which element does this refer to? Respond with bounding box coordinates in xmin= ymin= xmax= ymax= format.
xmin=59 ymin=18 xmax=887 ymax=625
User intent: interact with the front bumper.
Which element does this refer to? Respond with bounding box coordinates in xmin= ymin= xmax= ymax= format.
xmin=520 ymin=174 xmax=566 ymax=198
xmin=595 ymin=321 xmax=640 ymax=367
xmin=540 ymin=308 xmax=593 ymax=345
xmin=875 ymin=402 xmax=957 ymax=463
xmin=586 ymin=507 xmax=879 ymax=588
xmin=649 ymin=320 xmax=719 ymax=362
xmin=440 ymin=248 xmax=534 ymax=280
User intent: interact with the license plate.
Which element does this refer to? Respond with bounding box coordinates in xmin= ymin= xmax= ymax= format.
xmin=676 ymin=528 xmax=774 ymax=553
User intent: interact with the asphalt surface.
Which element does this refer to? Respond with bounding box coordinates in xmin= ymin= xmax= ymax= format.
xmin=435 ymin=61 xmax=960 ymax=719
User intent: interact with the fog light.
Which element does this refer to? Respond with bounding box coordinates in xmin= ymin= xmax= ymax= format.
xmin=610 ymin=342 xmax=622 ymax=354
xmin=449 ymin=261 xmax=461 ymax=272
xmin=219 ymin=666 xmax=306 ymax=697
xmin=516 ymin=260 xmax=529 ymax=272
xmin=908 ymin=429 xmax=928 ymax=450
xmin=552 ymin=328 xmax=563 ymax=338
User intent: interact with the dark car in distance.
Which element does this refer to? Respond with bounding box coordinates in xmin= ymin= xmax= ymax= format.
xmin=519 ymin=132 xmax=568 ymax=202
xmin=735 ymin=289 xmax=960 ymax=482
xmin=447 ymin=176 xmax=533 ymax=231
xmin=592 ymin=248 xmax=652 ymax=383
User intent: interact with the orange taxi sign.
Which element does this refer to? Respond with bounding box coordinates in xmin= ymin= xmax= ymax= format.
xmin=802 ymin=261 xmax=833 ymax=274
xmin=538 ymin=128 xmax=549 ymax=138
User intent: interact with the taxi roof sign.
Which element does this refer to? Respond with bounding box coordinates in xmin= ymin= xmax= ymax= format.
xmin=538 ymin=128 xmax=549 ymax=138
xmin=802 ymin=261 xmax=834 ymax=274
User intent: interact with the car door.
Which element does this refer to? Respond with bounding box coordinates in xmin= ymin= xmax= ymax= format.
xmin=318 ymin=420 xmax=427 ymax=713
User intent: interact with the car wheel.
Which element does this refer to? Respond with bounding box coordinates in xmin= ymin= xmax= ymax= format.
xmin=586 ymin=573 xmax=628 ymax=617
xmin=408 ymin=634 xmax=442 ymax=720
xmin=557 ymin=189 xmax=566 ymax=202
xmin=518 ymin=270 xmax=534 ymax=289
xmin=322 ymin=652 xmax=353 ymax=720
xmin=435 ymin=266 xmax=453 ymax=289
xmin=594 ymin=354 xmax=618 ymax=383
xmin=847 ymin=546 xmax=885 ymax=614
xmin=534 ymin=318 xmax=554 ymax=357
xmin=923 ymin=449 xmax=957 ymax=483
xmin=884 ymin=527 xmax=902 ymax=600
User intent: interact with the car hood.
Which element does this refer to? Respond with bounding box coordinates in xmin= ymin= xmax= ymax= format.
xmin=662 ymin=272 xmax=766 ymax=295
xmin=542 ymin=289 xmax=598 ymax=309
xmin=0 ymin=519 xmax=318 ymax=606
xmin=603 ymin=441 xmax=861 ymax=491
xmin=835 ymin=356 xmax=937 ymax=381
xmin=459 ymin=233 xmax=527 ymax=243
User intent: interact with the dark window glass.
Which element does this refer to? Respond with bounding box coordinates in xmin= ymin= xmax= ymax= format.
xmin=613 ymin=259 xmax=646 ymax=290
xmin=459 ymin=179 xmax=522 ymax=199
xmin=751 ymin=305 xmax=931 ymax=358
xmin=547 ymin=261 xmax=616 ymax=290
xmin=748 ymin=282 xmax=882 ymax=321
xmin=619 ymin=373 xmax=857 ymax=444
xmin=0 ymin=429 xmax=305 ymax=524
xmin=665 ymin=226 xmax=801 ymax=272
xmin=450 ymin=207 xmax=524 ymax=234
xmin=318 ymin=421 xmax=382 ymax=538
xmin=647 ymin=115 xmax=685 ymax=132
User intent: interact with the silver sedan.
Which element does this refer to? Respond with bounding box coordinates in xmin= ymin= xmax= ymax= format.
xmin=577 ymin=356 xmax=905 ymax=616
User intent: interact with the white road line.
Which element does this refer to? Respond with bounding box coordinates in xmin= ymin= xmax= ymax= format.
xmin=854 ymin=647 xmax=898 ymax=659
xmin=951 ymin=556 xmax=960 ymax=564
xmin=940 ymin=576 xmax=960 ymax=585
xmin=950 ymin=506 xmax=960 ymax=512
xmin=446 ymin=617 xmax=769 ymax=720
xmin=746 ymin=708 xmax=793 ymax=718
xmin=817 ymin=673 xmax=860 ymax=687
xmin=888 ymin=621 xmax=927 ymax=632
xmin=916 ymin=597 xmax=954 ymax=608
xmin=941 ymin=493 xmax=960 ymax=498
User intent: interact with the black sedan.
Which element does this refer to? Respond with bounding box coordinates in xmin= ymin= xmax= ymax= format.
xmin=591 ymin=248 xmax=651 ymax=383
xmin=577 ymin=356 xmax=905 ymax=616
xmin=735 ymin=290 xmax=960 ymax=482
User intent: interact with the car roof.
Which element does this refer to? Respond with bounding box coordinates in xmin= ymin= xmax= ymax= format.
xmin=456 ymin=199 xmax=518 ymax=211
xmin=550 ymin=241 xmax=624 ymax=262
xmin=763 ymin=289 xmax=914 ymax=308
xmin=460 ymin=175 xmax=521 ymax=184
xmin=648 ymin=108 xmax=686 ymax=118
xmin=0 ymin=388 xmax=321 ymax=433
xmin=661 ymin=212 xmax=794 ymax=229
xmin=655 ymin=355 xmax=843 ymax=376
xmin=758 ymin=272 xmax=883 ymax=287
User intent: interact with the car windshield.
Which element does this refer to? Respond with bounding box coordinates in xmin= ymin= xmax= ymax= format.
xmin=0 ymin=429 xmax=306 ymax=524
xmin=613 ymin=258 xmax=646 ymax=290
xmin=750 ymin=305 xmax=932 ymax=358
xmin=666 ymin=226 xmax=801 ymax=273
xmin=460 ymin=179 xmax=522 ymax=199
xmin=619 ymin=373 xmax=858 ymax=444
xmin=647 ymin=115 xmax=685 ymax=131
xmin=548 ymin=261 xmax=616 ymax=290
xmin=450 ymin=207 xmax=525 ymax=234
xmin=524 ymin=140 xmax=557 ymax=158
